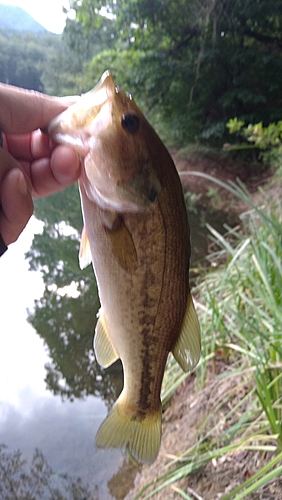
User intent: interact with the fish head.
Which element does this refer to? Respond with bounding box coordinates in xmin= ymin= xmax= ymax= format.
xmin=48 ymin=71 xmax=161 ymax=212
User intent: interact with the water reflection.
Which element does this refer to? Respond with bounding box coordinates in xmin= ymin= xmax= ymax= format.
xmin=189 ymin=204 xmax=238 ymax=266
xmin=0 ymin=396 xmax=122 ymax=497
xmin=0 ymin=204 xmax=235 ymax=499
xmin=0 ymin=218 xmax=125 ymax=499
xmin=28 ymin=283 xmax=123 ymax=407
xmin=0 ymin=444 xmax=93 ymax=500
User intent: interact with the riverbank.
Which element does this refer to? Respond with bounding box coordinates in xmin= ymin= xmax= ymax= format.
xmin=121 ymin=152 xmax=282 ymax=500
xmin=172 ymin=147 xmax=271 ymax=214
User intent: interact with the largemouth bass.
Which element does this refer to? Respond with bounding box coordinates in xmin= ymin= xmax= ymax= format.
xmin=48 ymin=71 xmax=201 ymax=464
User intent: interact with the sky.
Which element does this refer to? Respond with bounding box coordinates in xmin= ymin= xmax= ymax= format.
xmin=0 ymin=217 xmax=47 ymax=407
xmin=0 ymin=0 xmax=73 ymax=34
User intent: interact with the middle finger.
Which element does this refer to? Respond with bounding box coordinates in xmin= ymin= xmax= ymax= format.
xmin=5 ymin=130 xmax=53 ymax=161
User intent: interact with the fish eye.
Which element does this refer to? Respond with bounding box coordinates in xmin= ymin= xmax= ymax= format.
xmin=121 ymin=113 xmax=140 ymax=134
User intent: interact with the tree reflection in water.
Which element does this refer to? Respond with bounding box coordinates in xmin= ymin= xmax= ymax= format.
xmin=0 ymin=444 xmax=93 ymax=500
xmin=28 ymin=284 xmax=123 ymax=408
xmin=26 ymin=185 xmax=123 ymax=409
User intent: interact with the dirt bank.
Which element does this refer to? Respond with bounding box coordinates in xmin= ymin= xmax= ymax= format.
xmin=125 ymin=367 xmax=282 ymax=500
xmin=171 ymin=148 xmax=270 ymax=214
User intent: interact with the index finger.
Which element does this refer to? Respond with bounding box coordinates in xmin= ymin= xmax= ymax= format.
xmin=0 ymin=84 xmax=74 ymax=134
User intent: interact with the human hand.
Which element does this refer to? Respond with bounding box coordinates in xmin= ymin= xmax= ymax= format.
xmin=0 ymin=84 xmax=81 ymax=249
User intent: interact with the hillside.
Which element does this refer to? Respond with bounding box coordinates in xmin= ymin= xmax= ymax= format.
xmin=0 ymin=4 xmax=47 ymax=32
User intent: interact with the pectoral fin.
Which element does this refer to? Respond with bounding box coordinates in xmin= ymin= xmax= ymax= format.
xmin=172 ymin=293 xmax=201 ymax=372
xmin=79 ymin=226 xmax=92 ymax=269
xmin=94 ymin=309 xmax=119 ymax=368
xmin=104 ymin=216 xmax=138 ymax=273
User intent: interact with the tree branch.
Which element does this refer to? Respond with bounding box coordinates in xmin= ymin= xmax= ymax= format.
xmin=244 ymin=27 xmax=282 ymax=49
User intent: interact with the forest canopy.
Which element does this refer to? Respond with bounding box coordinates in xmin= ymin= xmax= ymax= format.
xmin=67 ymin=0 xmax=282 ymax=144
xmin=1 ymin=0 xmax=282 ymax=144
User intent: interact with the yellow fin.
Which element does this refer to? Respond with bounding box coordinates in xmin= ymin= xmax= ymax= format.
xmin=105 ymin=216 xmax=137 ymax=273
xmin=172 ymin=293 xmax=201 ymax=372
xmin=94 ymin=309 xmax=119 ymax=368
xmin=95 ymin=392 xmax=162 ymax=465
xmin=79 ymin=226 xmax=92 ymax=269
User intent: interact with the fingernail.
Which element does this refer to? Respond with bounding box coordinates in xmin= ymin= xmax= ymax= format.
xmin=16 ymin=170 xmax=29 ymax=196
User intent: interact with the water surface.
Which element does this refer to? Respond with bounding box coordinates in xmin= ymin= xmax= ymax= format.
xmin=0 ymin=217 xmax=125 ymax=499
xmin=0 ymin=206 xmax=231 ymax=498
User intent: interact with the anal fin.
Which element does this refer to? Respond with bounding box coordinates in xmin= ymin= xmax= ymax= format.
xmin=172 ymin=293 xmax=201 ymax=372
xmin=94 ymin=309 xmax=119 ymax=368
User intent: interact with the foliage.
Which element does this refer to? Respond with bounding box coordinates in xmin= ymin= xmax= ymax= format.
xmin=136 ymin=177 xmax=282 ymax=498
xmin=28 ymin=284 xmax=122 ymax=406
xmin=67 ymin=0 xmax=282 ymax=145
xmin=82 ymin=48 xmax=151 ymax=111
xmin=40 ymin=36 xmax=86 ymax=96
xmin=4 ymin=3 xmax=282 ymax=494
xmin=0 ymin=29 xmax=86 ymax=95
xmin=0 ymin=444 xmax=92 ymax=499
xmin=0 ymin=17 xmax=115 ymax=97
xmin=63 ymin=13 xmax=117 ymax=61
xmin=227 ymin=118 xmax=282 ymax=168
xmin=0 ymin=30 xmax=45 ymax=90
xmin=46 ymin=13 xmax=119 ymax=96
xmin=2 ymin=1 xmax=282 ymax=145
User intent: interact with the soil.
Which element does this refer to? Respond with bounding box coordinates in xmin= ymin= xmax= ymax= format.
xmin=108 ymin=152 xmax=281 ymax=500
xmin=170 ymin=148 xmax=271 ymax=215
xmin=123 ymin=368 xmax=282 ymax=500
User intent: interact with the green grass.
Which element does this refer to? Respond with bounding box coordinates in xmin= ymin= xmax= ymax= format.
xmin=135 ymin=175 xmax=282 ymax=499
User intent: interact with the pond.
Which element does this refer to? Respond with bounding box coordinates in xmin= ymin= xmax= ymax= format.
xmin=0 ymin=218 xmax=127 ymax=499
xmin=0 ymin=207 xmax=234 ymax=499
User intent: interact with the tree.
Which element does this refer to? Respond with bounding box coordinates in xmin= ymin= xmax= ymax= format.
xmin=63 ymin=12 xmax=117 ymax=59
xmin=42 ymin=13 xmax=119 ymax=96
xmin=66 ymin=0 xmax=282 ymax=145
xmin=0 ymin=30 xmax=44 ymax=90
xmin=0 ymin=30 xmax=89 ymax=96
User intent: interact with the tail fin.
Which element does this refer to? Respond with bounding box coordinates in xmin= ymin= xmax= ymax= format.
xmin=95 ymin=394 xmax=162 ymax=464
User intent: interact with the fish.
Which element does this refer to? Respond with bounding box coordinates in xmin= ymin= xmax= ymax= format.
xmin=48 ymin=70 xmax=201 ymax=464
